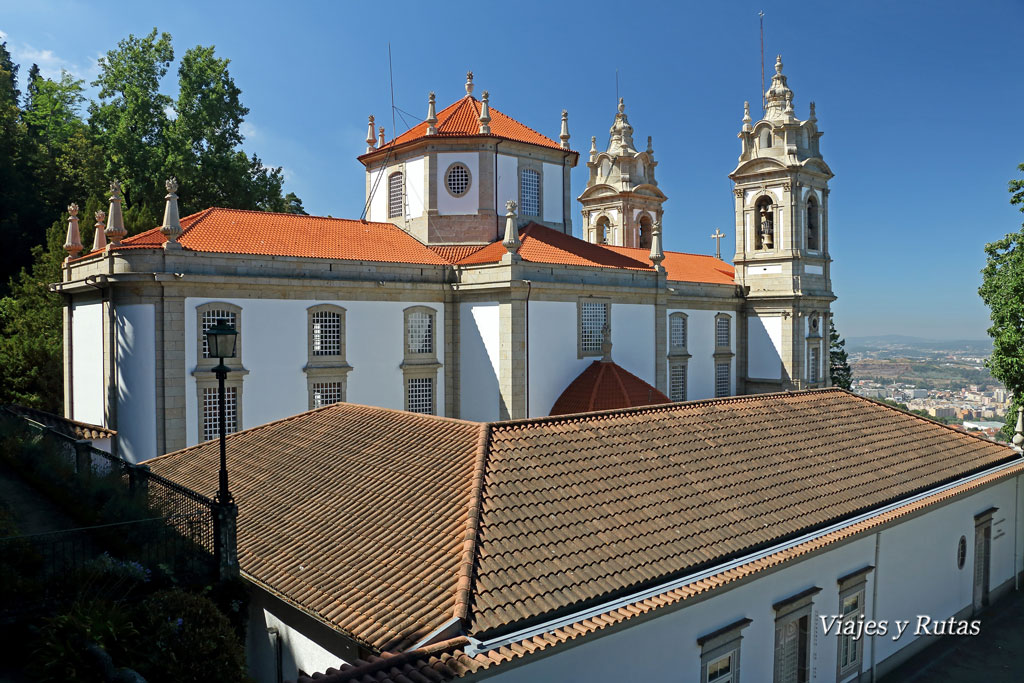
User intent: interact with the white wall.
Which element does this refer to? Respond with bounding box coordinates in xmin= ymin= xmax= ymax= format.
xmin=667 ymin=309 xmax=735 ymax=400
xmin=436 ymin=152 xmax=479 ymax=216
xmin=72 ymin=300 xmax=105 ymax=426
xmin=611 ymin=304 xmax=654 ymax=383
xmin=246 ymin=594 xmax=351 ymax=683
xmin=543 ymin=162 xmax=563 ymax=224
xmin=366 ymin=166 xmax=387 ymax=222
xmin=483 ymin=475 xmax=1022 ymax=683
xmin=115 ymin=304 xmax=156 ymax=463
xmin=405 ymin=156 xmax=425 ymax=219
xmin=497 ymin=154 xmax=518 ymax=215
xmin=748 ymin=314 xmax=783 ymax=380
xmin=460 ymin=303 xmax=501 ymax=422
xmin=184 ymin=298 xmax=444 ymax=447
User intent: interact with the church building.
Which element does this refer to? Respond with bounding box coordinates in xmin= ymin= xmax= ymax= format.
xmin=55 ymin=58 xmax=834 ymax=463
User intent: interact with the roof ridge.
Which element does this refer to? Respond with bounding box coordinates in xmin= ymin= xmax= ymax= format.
xmin=298 ymin=637 xmax=471 ymax=683
xmin=455 ymin=422 xmax=492 ymax=624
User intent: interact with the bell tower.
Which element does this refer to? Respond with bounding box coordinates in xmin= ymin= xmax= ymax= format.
xmin=579 ymin=98 xmax=667 ymax=248
xmin=730 ymin=55 xmax=836 ymax=392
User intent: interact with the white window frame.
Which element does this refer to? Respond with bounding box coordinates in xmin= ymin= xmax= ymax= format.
xmin=402 ymin=306 xmax=441 ymax=415
xmin=201 ymin=385 xmax=239 ymax=442
xmin=836 ymin=567 xmax=873 ymax=681
xmin=305 ymin=304 xmax=352 ymax=410
xmin=578 ymin=299 xmax=610 ymax=358
xmin=519 ymin=167 xmax=541 ymax=217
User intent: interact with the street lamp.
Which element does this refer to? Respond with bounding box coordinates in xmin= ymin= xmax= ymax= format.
xmin=206 ymin=319 xmax=238 ymax=505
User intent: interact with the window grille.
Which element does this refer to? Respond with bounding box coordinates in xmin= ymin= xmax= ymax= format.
xmin=202 ymin=310 xmax=237 ymax=358
xmin=809 ymin=345 xmax=820 ymax=383
xmin=407 ymin=377 xmax=434 ymax=414
xmin=519 ymin=168 xmax=540 ymax=216
xmin=312 ymin=311 xmax=342 ymax=356
xmin=312 ymin=381 xmax=344 ymax=408
xmin=670 ymin=364 xmax=687 ymax=402
xmin=715 ymin=362 xmax=731 ymax=398
xmin=580 ymin=302 xmax=607 ymax=353
xmin=716 ymin=317 xmax=731 ymax=348
xmin=388 ymin=172 xmax=403 ymax=218
xmin=202 ymin=386 xmax=237 ymax=442
xmin=445 ymin=163 xmax=470 ymax=196
xmin=407 ymin=311 xmax=433 ymax=354
xmin=670 ymin=314 xmax=687 ymax=351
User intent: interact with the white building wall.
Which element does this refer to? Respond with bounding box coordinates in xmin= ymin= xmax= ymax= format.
xmin=542 ymin=162 xmax=562 ymax=224
xmin=366 ymin=166 xmax=388 ymax=222
xmin=528 ymin=300 xmax=591 ymax=418
xmin=482 ymin=476 xmax=1021 ymax=683
xmin=71 ymin=300 xmax=105 ymax=426
xmin=496 ymin=154 xmax=518 ymax=215
xmin=748 ymin=314 xmax=783 ymax=380
xmin=460 ymin=302 xmax=500 ymax=422
xmin=184 ymin=298 xmax=444 ymax=447
xmin=436 ymin=152 xmax=480 ymax=216
xmin=668 ymin=308 xmax=735 ymax=400
xmin=610 ymin=304 xmax=654 ymax=384
xmin=405 ymin=156 xmax=425 ymax=219
xmin=115 ymin=304 xmax=156 ymax=463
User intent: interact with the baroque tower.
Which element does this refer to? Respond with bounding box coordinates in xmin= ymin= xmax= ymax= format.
xmin=729 ymin=56 xmax=835 ymax=392
xmin=579 ymin=98 xmax=667 ymax=247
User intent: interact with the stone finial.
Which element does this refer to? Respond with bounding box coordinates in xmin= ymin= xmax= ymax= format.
xmin=600 ymin=323 xmax=612 ymax=362
xmin=742 ymin=101 xmax=752 ymax=131
xmin=784 ymin=90 xmax=795 ymax=120
xmin=64 ymin=203 xmax=82 ymax=258
xmin=764 ymin=54 xmax=794 ymax=122
xmin=366 ymin=115 xmax=376 ymax=153
xmin=808 ymin=100 xmax=817 ymax=123
xmin=608 ymin=96 xmax=636 ymax=154
xmin=378 ymin=126 xmax=385 ymax=148
xmin=647 ymin=135 xmax=653 ymax=154
xmin=775 ymin=54 xmax=783 ymax=74
xmin=618 ymin=97 xmax=625 ymax=114
xmin=1014 ymin=406 xmax=1024 ymax=450
xmin=560 ymin=110 xmax=570 ymax=149
xmin=465 ymin=71 xmax=474 ymax=97
xmin=649 ymin=219 xmax=665 ymax=272
xmin=478 ymin=91 xmax=491 ymax=134
xmin=589 ymin=136 xmax=597 ymax=162
xmin=105 ymin=180 xmax=127 ymax=246
xmin=426 ymin=92 xmax=438 ymax=135
xmin=501 ymin=199 xmax=521 ymax=260
xmin=92 ymin=210 xmax=107 ymax=251
xmin=161 ymin=177 xmax=182 ymax=250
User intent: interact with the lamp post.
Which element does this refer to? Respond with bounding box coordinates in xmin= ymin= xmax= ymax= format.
xmin=205 ymin=319 xmax=238 ymax=505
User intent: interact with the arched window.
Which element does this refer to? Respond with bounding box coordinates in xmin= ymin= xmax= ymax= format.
xmin=403 ymin=306 xmax=441 ymax=415
xmin=639 ymin=215 xmax=653 ymax=249
xmin=806 ymin=197 xmax=819 ymax=251
xmin=759 ymin=128 xmax=772 ymax=149
xmin=519 ymin=168 xmax=540 ymax=217
xmin=305 ymin=304 xmax=351 ymax=409
xmin=387 ymin=172 xmax=403 ymax=219
xmin=596 ymin=216 xmax=610 ymax=245
xmin=755 ymin=196 xmax=774 ymax=250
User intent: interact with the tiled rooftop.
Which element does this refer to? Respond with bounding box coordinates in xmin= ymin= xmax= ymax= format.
xmin=146 ymin=390 xmax=1017 ymax=661
xmin=548 ymin=360 xmax=671 ymax=416
xmin=2 ymin=405 xmax=116 ymax=440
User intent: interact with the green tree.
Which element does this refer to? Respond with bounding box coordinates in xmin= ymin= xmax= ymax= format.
xmin=829 ymin=319 xmax=853 ymax=390
xmin=0 ymin=42 xmax=32 ymax=293
xmin=979 ymin=163 xmax=1024 ymax=438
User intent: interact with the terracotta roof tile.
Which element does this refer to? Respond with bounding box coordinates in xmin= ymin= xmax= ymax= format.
xmin=603 ymin=245 xmax=736 ymax=284
xmin=146 ymin=390 xmax=1017 ymax=662
xmin=428 ymin=245 xmax=489 ymax=264
xmin=3 ymin=404 xmax=116 ymax=440
xmin=84 ymin=208 xmax=450 ymax=266
xmin=548 ymin=361 xmax=671 ymax=416
xmin=456 ymin=223 xmax=651 ymax=270
xmin=360 ymin=97 xmax=570 ymax=162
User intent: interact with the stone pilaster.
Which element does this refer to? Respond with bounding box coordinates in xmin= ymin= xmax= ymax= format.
xmin=497 ymin=280 xmax=528 ymax=420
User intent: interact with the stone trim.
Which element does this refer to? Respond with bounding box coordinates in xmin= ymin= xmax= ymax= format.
xmin=836 ymin=565 xmax=874 ymax=591
xmin=306 ymin=304 xmax=348 ymax=364
xmin=194 ymin=371 xmax=246 ymax=444
xmin=698 ymin=617 xmax=751 ymax=683
xmin=444 ymin=162 xmax=472 ymax=198
xmin=974 ymin=506 xmax=998 ymax=524
xmin=403 ymin=306 xmax=441 ymax=415
xmin=771 ymin=585 xmax=821 ymax=618
xmin=196 ymin=302 xmax=243 ymax=371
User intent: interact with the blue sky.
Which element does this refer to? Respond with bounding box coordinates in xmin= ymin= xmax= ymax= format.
xmin=2 ymin=0 xmax=1021 ymax=340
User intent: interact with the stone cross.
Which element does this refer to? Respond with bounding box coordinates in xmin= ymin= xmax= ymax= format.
xmin=710 ymin=228 xmax=726 ymax=260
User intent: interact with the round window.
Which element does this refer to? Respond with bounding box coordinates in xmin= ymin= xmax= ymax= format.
xmin=811 ymin=316 xmax=819 ymax=332
xmin=957 ymin=536 xmax=967 ymax=569
xmin=445 ymin=163 xmax=471 ymax=197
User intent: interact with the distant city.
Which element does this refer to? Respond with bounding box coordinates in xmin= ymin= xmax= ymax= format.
xmin=847 ymin=336 xmax=1009 ymax=440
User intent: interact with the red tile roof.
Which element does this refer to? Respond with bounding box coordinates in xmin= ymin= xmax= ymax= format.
xmin=147 ymin=389 xmax=1017 ymax=661
xmin=428 ymin=244 xmax=490 ymax=263
xmin=604 ymin=244 xmax=736 ymax=284
xmin=89 ymin=208 xmax=450 ymax=266
xmin=549 ymin=361 xmax=671 ymax=416
xmin=360 ymin=96 xmax=570 ymax=162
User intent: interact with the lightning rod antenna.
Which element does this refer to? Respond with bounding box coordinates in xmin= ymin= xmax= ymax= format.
xmin=759 ymin=10 xmax=766 ymax=114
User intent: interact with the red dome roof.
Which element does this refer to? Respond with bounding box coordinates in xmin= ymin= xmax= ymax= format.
xmin=549 ymin=361 xmax=672 ymax=416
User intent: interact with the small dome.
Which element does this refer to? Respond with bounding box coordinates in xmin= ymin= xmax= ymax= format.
xmin=550 ymin=361 xmax=671 ymax=416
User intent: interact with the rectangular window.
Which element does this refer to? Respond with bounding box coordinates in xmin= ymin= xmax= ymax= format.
xmin=388 ymin=172 xmax=403 ymax=219
xmin=201 ymin=310 xmax=237 ymax=358
xmin=809 ymin=345 xmax=819 ymax=383
xmin=407 ymin=377 xmax=434 ymax=414
xmin=520 ymin=168 xmax=540 ymax=217
xmin=715 ymin=362 xmax=731 ymax=398
xmin=406 ymin=311 xmax=434 ymax=355
xmin=202 ymin=386 xmax=238 ymax=442
xmin=776 ymin=615 xmax=810 ymax=683
xmin=707 ymin=652 xmax=734 ymax=683
xmin=698 ymin=617 xmax=750 ymax=683
xmin=670 ymin=363 xmax=687 ymax=402
xmin=670 ymin=313 xmax=687 ymax=352
xmin=716 ymin=316 xmax=731 ymax=348
xmin=580 ymin=301 xmax=608 ymax=354
xmin=838 ymin=592 xmax=863 ymax=673
xmin=312 ymin=381 xmax=344 ymax=408
xmin=312 ymin=311 xmax=342 ymax=356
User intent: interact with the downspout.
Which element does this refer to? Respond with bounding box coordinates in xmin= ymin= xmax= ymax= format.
xmin=524 ymin=280 xmax=532 ymax=417
xmin=870 ymin=531 xmax=881 ymax=682
xmin=494 ymin=140 xmax=503 ymax=241
xmin=64 ymin=291 xmax=74 ymax=419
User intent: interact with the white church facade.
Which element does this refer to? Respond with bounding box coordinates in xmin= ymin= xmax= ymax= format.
xmin=57 ymin=60 xmax=834 ymax=463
